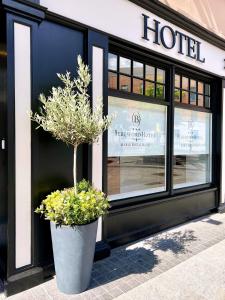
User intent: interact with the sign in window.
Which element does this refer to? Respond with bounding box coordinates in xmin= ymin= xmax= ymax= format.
xmin=173 ymin=108 xmax=212 ymax=189
xmin=107 ymin=96 xmax=167 ymax=200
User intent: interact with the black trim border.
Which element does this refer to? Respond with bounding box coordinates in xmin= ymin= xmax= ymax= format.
xmin=105 ymin=188 xmax=218 ymax=247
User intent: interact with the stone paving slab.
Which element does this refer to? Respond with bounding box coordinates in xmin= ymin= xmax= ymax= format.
xmin=2 ymin=212 xmax=225 ymax=299
xmin=115 ymin=239 xmax=225 ymax=300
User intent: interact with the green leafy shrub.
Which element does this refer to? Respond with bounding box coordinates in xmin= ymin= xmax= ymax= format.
xmin=35 ymin=180 xmax=110 ymax=226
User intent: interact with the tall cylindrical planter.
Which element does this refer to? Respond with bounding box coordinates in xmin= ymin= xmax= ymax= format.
xmin=50 ymin=220 xmax=98 ymax=294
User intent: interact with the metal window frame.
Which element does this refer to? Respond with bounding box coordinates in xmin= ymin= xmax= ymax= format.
xmin=106 ymin=42 xmax=219 ymax=209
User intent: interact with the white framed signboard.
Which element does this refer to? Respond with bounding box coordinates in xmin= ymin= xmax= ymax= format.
xmin=108 ymin=96 xmax=167 ymax=157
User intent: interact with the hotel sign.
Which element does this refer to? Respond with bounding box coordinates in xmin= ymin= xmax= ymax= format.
xmin=174 ymin=108 xmax=211 ymax=155
xmin=41 ymin=0 xmax=225 ymax=76
xmin=108 ymin=96 xmax=167 ymax=157
xmin=142 ymin=14 xmax=205 ymax=63
xmin=108 ymin=98 xmax=211 ymax=158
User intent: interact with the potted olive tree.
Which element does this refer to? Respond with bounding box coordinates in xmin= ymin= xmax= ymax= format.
xmin=31 ymin=56 xmax=112 ymax=294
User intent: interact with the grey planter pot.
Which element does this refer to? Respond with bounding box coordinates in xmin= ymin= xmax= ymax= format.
xmin=50 ymin=219 xmax=98 ymax=294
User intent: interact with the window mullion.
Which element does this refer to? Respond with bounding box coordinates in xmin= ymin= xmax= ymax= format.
xmin=167 ymin=66 xmax=175 ymax=195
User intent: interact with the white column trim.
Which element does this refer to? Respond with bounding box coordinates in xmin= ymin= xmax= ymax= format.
xmin=92 ymin=46 xmax=104 ymax=241
xmin=14 ymin=22 xmax=32 ymax=268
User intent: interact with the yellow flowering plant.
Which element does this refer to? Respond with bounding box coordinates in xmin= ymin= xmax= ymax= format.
xmin=35 ymin=180 xmax=110 ymax=226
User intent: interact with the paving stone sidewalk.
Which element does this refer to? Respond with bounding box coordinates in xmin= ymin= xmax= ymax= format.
xmin=116 ymin=238 xmax=225 ymax=300
xmin=2 ymin=212 xmax=225 ymax=300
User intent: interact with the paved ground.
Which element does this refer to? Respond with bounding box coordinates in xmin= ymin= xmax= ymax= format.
xmin=2 ymin=212 xmax=225 ymax=299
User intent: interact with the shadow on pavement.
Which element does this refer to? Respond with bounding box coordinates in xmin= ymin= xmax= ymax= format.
xmin=145 ymin=230 xmax=198 ymax=254
xmin=201 ymin=218 xmax=223 ymax=226
xmin=89 ymin=229 xmax=198 ymax=290
xmin=90 ymin=247 xmax=159 ymax=288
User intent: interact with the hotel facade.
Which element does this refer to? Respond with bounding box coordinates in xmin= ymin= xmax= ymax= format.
xmin=0 ymin=0 xmax=225 ymax=296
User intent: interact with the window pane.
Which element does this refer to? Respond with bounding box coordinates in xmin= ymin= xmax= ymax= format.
xmin=119 ymin=75 xmax=131 ymax=92
xmin=108 ymin=72 xmax=117 ymax=89
xmin=181 ymin=90 xmax=189 ymax=104
xmin=198 ymin=81 xmax=204 ymax=94
xmin=156 ymin=84 xmax=165 ymax=99
xmin=146 ymin=65 xmax=155 ymax=81
xmin=108 ymin=53 xmax=117 ymax=71
xmin=173 ymin=108 xmax=212 ymax=189
xmin=108 ymin=96 xmax=167 ymax=200
xmin=190 ymin=92 xmax=197 ymax=105
xmin=157 ymin=68 xmax=165 ymax=84
xmin=198 ymin=94 xmax=204 ymax=107
xmin=133 ymin=61 xmax=143 ymax=78
xmin=174 ymin=89 xmax=180 ymax=102
xmin=133 ymin=78 xmax=143 ymax=95
xmin=145 ymin=81 xmax=155 ymax=97
xmin=175 ymin=74 xmax=180 ymax=88
xmin=205 ymin=84 xmax=210 ymax=96
xmin=205 ymin=96 xmax=210 ymax=108
xmin=190 ymin=79 xmax=197 ymax=93
xmin=119 ymin=57 xmax=131 ymax=75
xmin=182 ymin=77 xmax=189 ymax=90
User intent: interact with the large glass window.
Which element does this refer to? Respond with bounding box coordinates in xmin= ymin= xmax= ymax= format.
xmin=108 ymin=53 xmax=166 ymax=100
xmin=173 ymin=108 xmax=212 ymax=189
xmin=107 ymin=96 xmax=167 ymax=200
xmin=107 ymin=52 xmax=213 ymax=201
xmin=174 ymin=73 xmax=211 ymax=108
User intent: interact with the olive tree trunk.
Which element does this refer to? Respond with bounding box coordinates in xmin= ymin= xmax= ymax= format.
xmin=73 ymin=145 xmax=78 ymax=191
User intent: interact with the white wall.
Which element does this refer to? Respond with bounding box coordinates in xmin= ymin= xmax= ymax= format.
xmin=40 ymin=0 xmax=225 ymax=77
xmin=14 ymin=23 xmax=32 ymax=268
xmin=92 ymin=46 xmax=104 ymax=241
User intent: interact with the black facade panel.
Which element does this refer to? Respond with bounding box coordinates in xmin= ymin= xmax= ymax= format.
xmin=105 ymin=189 xmax=217 ymax=247
xmin=32 ymin=20 xmax=84 ymax=267
xmin=0 ymin=11 xmax=7 ymax=278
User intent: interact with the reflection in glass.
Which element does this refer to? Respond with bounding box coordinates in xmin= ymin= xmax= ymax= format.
xmin=133 ymin=78 xmax=143 ymax=95
xmin=107 ymin=96 xmax=167 ymax=200
xmin=108 ymin=72 xmax=117 ymax=89
xmin=175 ymin=74 xmax=180 ymax=88
xmin=181 ymin=90 xmax=189 ymax=104
xmin=182 ymin=77 xmax=189 ymax=90
xmin=156 ymin=84 xmax=165 ymax=99
xmin=108 ymin=53 xmax=117 ymax=71
xmin=198 ymin=81 xmax=204 ymax=94
xmin=146 ymin=65 xmax=155 ymax=81
xmin=174 ymin=89 xmax=180 ymax=102
xmin=133 ymin=61 xmax=143 ymax=78
xmin=108 ymin=156 xmax=166 ymax=199
xmin=157 ymin=68 xmax=165 ymax=84
xmin=198 ymin=94 xmax=204 ymax=107
xmin=145 ymin=81 xmax=155 ymax=97
xmin=190 ymin=80 xmax=196 ymax=92
xmin=205 ymin=84 xmax=210 ymax=96
xmin=205 ymin=96 xmax=210 ymax=108
xmin=119 ymin=75 xmax=131 ymax=92
xmin=190 ymin=92 xmax=196 ymax=105
xmin=173 ymin=108 xmax=211 ymax=189
xmin=119 ymin=57 xmax=131 ymax=75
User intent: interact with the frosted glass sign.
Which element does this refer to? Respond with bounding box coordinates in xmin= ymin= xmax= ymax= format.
xmin=174 ymin=108 xmax=212 ymax=155
xmin=108 ymin=96 xmax=167 ymax=157
xmin=107 ymin=96 xmax=167 ymax=199
xmin=173 ymin=108 xmax=212 ymax=189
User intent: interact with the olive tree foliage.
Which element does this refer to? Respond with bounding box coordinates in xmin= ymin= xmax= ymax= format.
xmin=31 ymin=55 xmax=112 ymax=188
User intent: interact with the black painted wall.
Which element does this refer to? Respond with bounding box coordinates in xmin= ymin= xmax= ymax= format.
xmin=0 ymin=11 xmax=7 ymax=278
xmin=32 ymin=21 xmax=84 ymax=267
